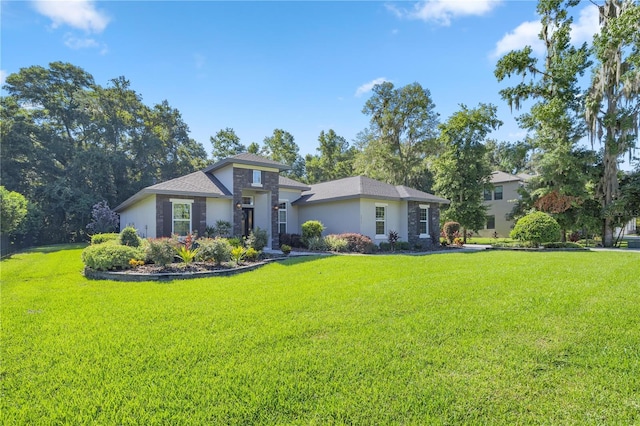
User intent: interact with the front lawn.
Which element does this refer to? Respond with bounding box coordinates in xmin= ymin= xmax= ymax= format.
xmin=2 ymin=247 xmax=639 ymax=424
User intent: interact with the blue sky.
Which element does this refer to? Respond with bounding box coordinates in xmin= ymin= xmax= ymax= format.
xmin=1 ymin=0 xmax=601 ymax=160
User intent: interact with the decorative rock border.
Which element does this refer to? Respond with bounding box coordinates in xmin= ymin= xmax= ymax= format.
xmin=84 ymin=258 xmax=287 ymax=282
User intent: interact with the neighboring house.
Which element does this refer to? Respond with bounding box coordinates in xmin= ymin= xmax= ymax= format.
xmin=478 ymin=171 xmax=533 ymax=238
xmin=115 ymin=153 xmax=449 ymax=249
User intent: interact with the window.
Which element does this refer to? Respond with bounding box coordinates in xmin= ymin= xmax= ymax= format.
xmin=375 ymin=205 xmax=386 ymax=237
xmin=484 ymin=189 xmax=492 ymax=201
xmin=252 ymin=170 xmax=262 ymax=186
xmin=419 ymin=205 xmax=429 ymax=236
xmin=242 ymin=196 xmax=254 ymax=206
xmin=494 ymin=186 xmax=503 ymax=200
xmin=278 ymin=202 xmax=287 ymax=234
xmin=172 ymin=201 xmax=192 ymax=236
xmin=486 ymin=215 xmax=495 ymax=230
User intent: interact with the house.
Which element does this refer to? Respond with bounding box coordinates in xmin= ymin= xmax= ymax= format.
xmin=478 ymin=171 xmax=533 ymax=238
xmin=115 ymin=153 xmax=450 ymax=249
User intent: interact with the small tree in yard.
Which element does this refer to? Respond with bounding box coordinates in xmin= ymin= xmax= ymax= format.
xmin=86 ymin=201 xmax=119 ymax=234
xmin=301 ymin=220 xmax=325 ymax=246
xmin=510 ymin=211 xmax=561 ymax=246
xmin=0 ymin=186 xmax=27 ymax=234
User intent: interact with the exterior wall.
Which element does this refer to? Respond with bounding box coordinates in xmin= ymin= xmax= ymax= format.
xmin=215 ymin=165 xmax=234 ymax=194
xmin=359 ymin=198 xmax=404 ymax=243
xmin=279 ymin=189 xmax=302 ymax=235
xmin=231 ymin=167 xmax=279 ymax=248
xmin=407 ymin=201 xmax=439 ymax=249
xmin=119 ymin=194 xmax=156 ymax=238
xmin=478 ymin=180 xmax=522 ymax=238
xmin=206 ymin=198 xmax=233 ymax=228
xmin=156 ymin=194 xmax=207 ymax=238
xmin=297 ymin=199 xmax=361 ymax=237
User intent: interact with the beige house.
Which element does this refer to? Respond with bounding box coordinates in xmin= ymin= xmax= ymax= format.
xmin=477 ymin=171 xmax=533 ymax=238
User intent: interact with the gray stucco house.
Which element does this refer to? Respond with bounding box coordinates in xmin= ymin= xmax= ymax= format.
xmin=115 ymin=153 xmax=449 ymax=249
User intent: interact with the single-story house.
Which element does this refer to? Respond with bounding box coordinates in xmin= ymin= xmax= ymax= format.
xmin=115 ymin=153 xmax=450 ymax=249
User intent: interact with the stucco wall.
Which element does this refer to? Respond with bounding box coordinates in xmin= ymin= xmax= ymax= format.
xmin=279 ymin=189 xmax=302 ymax=234
xmin=297 ymin=199 xmax=361 ymax=237
xmin=479 ymin=180 xmax=522 ymax=238
xmin=359 ymin=198 xmax=405 ymax=242
xmin=206 ymin=198 xmax=233 ymax=228
xmin=119 ymin=194 xmax=156 ymax=238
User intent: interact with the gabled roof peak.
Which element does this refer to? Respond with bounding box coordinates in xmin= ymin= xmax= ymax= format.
xmin=204 ymin=153 xmax=290 ymax=173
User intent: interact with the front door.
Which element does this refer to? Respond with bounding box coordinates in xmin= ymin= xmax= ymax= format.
xmin=241 ymin=208 xmax=254 ymax=238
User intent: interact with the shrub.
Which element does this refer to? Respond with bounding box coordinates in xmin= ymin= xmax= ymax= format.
xmin=280 ymin=244 xmax=291 ymax=255
xmin=388 ymin=230 xmax=399 ymax=251
xmin=91 ymin=233 xmax=120 ymax=245
xmin=336 ymin=233 xmax=375 ymax=254
xmin=146 ymin=238 xmax=176 ymax=266
xmin=86 ymin=200 xmax=119 ymax=234
xmin=244 ymin=247 xmax=259 ymax=262
xmin=396 ymin=241 xmax=410 ymax=251
xmin=82 ymin=244 xmax=144 ymax=271
xmin=228 ymin=237 xmax=244 ymax=248
xmin=301 ymin=220 xmax=325 ymax=245
xmin=175 ymin=245 xmax=199 ymax=265
xmin=290 ymin=234 xmax=303 ymax=248
xmin=195 ymin=237 xmax=232 ymax=265
xmin=453 ymin=237 xmax=464 ymax=247
xmin=119 ymin=226 xmax=141 ymax=247
xmin=306 ymin=236 xmax=328 ymax=251
xmin=325 ymin=235 xmax=349 ymax=252
xmin=510 ymin=211 xmax=561 ymax=245
xmin=231 ymin=246 xmax=245 ymax=265
xmin=279 ymin=233 xmax=292 ymax=246
xmin=246 ymin=227 xmax=268 ymax=251
xmin=542 ymin=241 xmax=584 ymax=249
xmin=379 ymin=242 xmax=392 ymax=252
xmin=443 ymin=222 xmax=460 ymax=244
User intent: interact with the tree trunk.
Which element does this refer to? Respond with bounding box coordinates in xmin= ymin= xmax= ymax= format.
xmin=602 ymin=142 xmax=618 ymax=247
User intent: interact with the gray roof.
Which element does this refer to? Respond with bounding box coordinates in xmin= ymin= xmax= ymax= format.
xmin=279 ymin=176 xmax=311 ymax=191
xmin=292 ymin=176 xmax=449 ymax=205
xmin=204 ymin=153 xmax=290 ymax=173
xmin=115 ymin=171 xmax=231 ymax=212
xmin=490 ymin=171 xmax=523 ymax=184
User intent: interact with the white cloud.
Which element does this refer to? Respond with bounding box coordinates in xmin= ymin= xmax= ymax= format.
xmin=355 ymin=77 xmax=390 ymax=97
xmin=491 ymin=20 xmax=543 ymax=58
xmin=570 ymin=5 xmax=599 ymax=46
xmin=387 ymin=0 xmax=501 ymax=26
xmin=63 ymin=33 xmax=108 ymax=54
xmin=32 ymin=0 xmax=110 ymax=33
xmin=0 ymin=70 xmax=7 ymax=86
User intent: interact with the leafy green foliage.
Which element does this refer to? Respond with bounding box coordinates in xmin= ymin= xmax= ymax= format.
xmin=90 ymin=233 xmax=120 ymax=245
xmin=228 ymin=237 xmax=244 ymax=248
xmin=230 ymin=246 xmax=245 ymax=265
xmin=175 ymin=245 xmax=199 ymax=265
xmin=245 ymin=227 xmax=268 ymax=251
xmin=334 ymin=233 xmax=375 ymax=254
xmin=244 ymin=247 xmax=259 ymax=262
xmin=324 ymin=235 xmax=349 ymax=252
xmin=510 ymin=211 xmax=561 ymax=245
xmin=119 ymin=226 xmax=141 ymax=247
xmin=304 ymin=130 xmax=355 ymax=184
xmin=260 ymin=129 xmax=305 ymax=179
xmin=196 ymin=237 xmax=232 ymax=265
xmin=145 ymin=238 xmax=176 ymax=266
xmin=542 ymin=241 xmax=584 ymax=249
xmin=81 ymin=243 xmax=144 ymax=271
xmin=210 ymin=127 xmax=246 ymax=161
xmin=280 ymin=244 xmax=291 ymax=255
xmin=0 ymin=186 xmax=28 ymax=234
xmin=306 ymin=236 xmax=328 ymax=251
xmin=301 ymin=220 xmax=325 ymax=245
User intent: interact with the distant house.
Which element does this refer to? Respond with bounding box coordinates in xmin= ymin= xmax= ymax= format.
xmin=478 ymin=171 xmax=533 ymax=238
xmin=115 ymin=153 xmax=449 ymax=249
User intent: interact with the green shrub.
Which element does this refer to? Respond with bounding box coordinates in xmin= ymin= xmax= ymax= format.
xmin=146 ymin=238 xmax=176 ymax=266
xmin=336 ymin=233 xmax=375 ymax=253
xmin=228 ymin=237 xmax=244 ymax=248
xmin=306 ymin=236 xmax=328 ymax=251
xmin=231 ymin=246 xmax=245 ymax=265
xmin=197 ymin=237 xmax=232 ymax=265
xmin=244 ymin=247 xmax=259 ymax=262
xmin=280 ymin=244 xmax=291 ymax=255
xmin=82 ymin=244 xmax=144 ymax=271
xmin=443 ymin=222 xmax=460 ymax=244
xmin=325 ymin=235 xmax=349 ymax=252
xmin=246 ymin=227 xmax=268 ymax=251
xmin=542 ymin=241 xmax=584 ymax=249
xmin=379 ymin=242 xmax=392 ymax=252
xmin=301 ymin=220 xmax=325 ymax=245
xmin=396 ymin=241 xmax=410 ymax=251
xmin=91 ymin=233 xmax=120 ymax=245
xmin=119 ymin=226 xmax=141 ymax=247
xmin=510 ymin=212 xmax=561 ymax=245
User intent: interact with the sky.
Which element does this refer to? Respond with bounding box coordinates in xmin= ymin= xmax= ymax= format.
xmin=1 ymin=0 xmax=603 ymax=161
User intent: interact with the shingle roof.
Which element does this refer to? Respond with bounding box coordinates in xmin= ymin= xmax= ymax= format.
xmin=279 ymin=176 xmax=311 ymax=191
xmin=292 ymin=176 xmax=449 ymax=205
xmin=204 ymin=153 xmax=290 ymax=172
xmin=115 ymin=171 xmax=231 ymax=212
xmin=490 ymin=171 xmax=523 ymax=184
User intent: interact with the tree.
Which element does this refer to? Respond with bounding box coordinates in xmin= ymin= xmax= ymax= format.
xmin=261 ymin=129 xmax=305 ymax=178
xmin=304 ymin=129 xmax=355 ymax=183
xmin=585 ymin=0 xmax=640 ymax=246
xmin=355 ymin=82 xmax=439 ymax=192
xmin=485 ymin=139 xmax=533 ymax=174
xmin=86 ymin=201 xmax=120 ymax=234
xmin=432 ymin=104 xmax=503 ymax=241
xmin=495 ymin=0 xmax=595 ymax=242
xmin=210 ymin=127 xmax=246 ymax=161
xmin=0 ymin=187 xmax=28 ymax=234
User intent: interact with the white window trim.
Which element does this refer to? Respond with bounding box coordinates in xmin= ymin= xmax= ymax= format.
xmin=170 ymin=199 xmax=194 ymax=235
xmin=241 ymin=196 xmax=254 ymax=206
xmin=252 ymin=170 xmax=262 ymax=187
xmin=375 ymin=203 xmax=387 ymax=239
xmin=278 ymin=201 xmax=287 ymax=234
xmin=419 ymin=204 xmax=430 ymax=238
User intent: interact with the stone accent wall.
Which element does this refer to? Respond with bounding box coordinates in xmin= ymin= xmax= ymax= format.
xmin=156 ymin=195 xmax=206 ymax=238
xmin=407 ymin=201 xmax=440 ymax=250
xmin=232 ymin=167 xmax=280 ymax=248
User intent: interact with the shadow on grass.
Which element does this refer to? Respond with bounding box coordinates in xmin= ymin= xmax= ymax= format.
xmin=275 ymin=255 xmax=331 ymax=266
xmin=24 ymin=243 xmax=88 ymax=254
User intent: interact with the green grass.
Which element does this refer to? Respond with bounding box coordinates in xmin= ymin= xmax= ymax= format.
xmin=466 ymin=237 xmax=514 ymax=244
xmin=2 ymin=246 xmax=640 ymax=424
